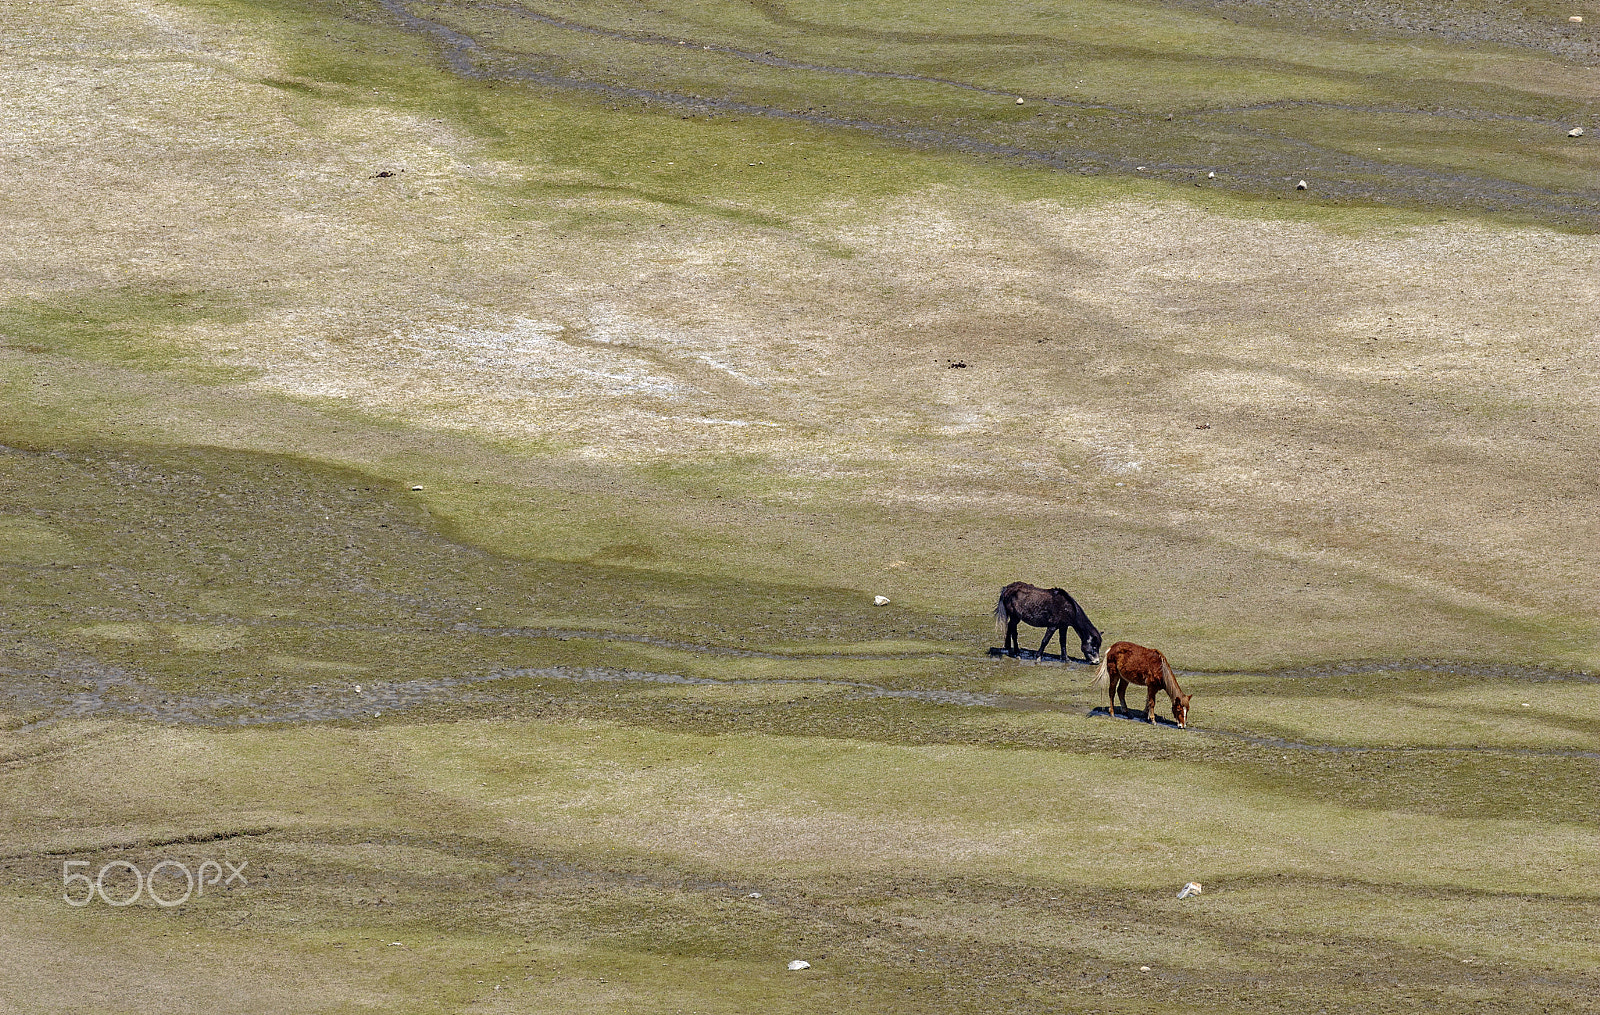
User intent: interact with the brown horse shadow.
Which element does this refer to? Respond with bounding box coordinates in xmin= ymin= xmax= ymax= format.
xmin=1087 ymin=705 xmax=1186 ymax=729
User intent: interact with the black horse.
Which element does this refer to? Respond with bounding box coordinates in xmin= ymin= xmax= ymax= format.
xmin=994 ymin=581 xmax=1102 ymax=662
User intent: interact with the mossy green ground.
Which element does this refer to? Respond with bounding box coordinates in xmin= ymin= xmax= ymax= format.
xmin=2 ymin=0 xmax=1598 ymax=1011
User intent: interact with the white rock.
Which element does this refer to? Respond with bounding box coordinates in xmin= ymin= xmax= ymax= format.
xmin=1569 ymin=127 xmax=1585 ymax=137
xmin=354 ymin=684 xmax=362 ymax=693
xmin=874 ymin=595 xmax=891 ymax=606
xmin=787 ymin=959 xmax=811 ymax=970
xmin=1140 ymin=965 xmax=1151 ymax=972
xmin=1207 ymin=171 xmax=1215 ymax=179
xmin=1177 ymin=881 xmax=1203 ymax=899
xmin=411 ymin=485 xmax=424 ymax=491
xmin=1570 ymin=15 xmax=1584 ymax=22
xmin=746 ymin=892 xmax=762 ymax=898
xmin=1296 ymin=179 xmax=1308 ymax=190
xmin=1015 ymin=97 xmax=1025 ymax=104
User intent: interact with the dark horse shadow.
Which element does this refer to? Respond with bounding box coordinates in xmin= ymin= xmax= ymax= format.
xmin=1088 ymin=705 xmax=1186 ymax=728
xmin=988 ymin=646 xmax=1093 ymax=665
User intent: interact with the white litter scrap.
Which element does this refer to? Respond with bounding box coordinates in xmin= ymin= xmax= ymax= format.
xmin=874 ymin=595 xmax=891 ymax=606
xmin=787 ymin=959 xmax=811 ymax=971
xmin=1177 ymin=881 xmax=1203 ymax=899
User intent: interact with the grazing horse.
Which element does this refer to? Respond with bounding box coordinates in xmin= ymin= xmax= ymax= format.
xmin=994 ymin=581 xmax=1102 ymax=662
xmin=1091 ymin=641 xmax=1192 ymax=728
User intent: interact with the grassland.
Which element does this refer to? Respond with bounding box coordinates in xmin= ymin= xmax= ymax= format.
xmin=1 ymin=0 xmax=1598 ymax=1011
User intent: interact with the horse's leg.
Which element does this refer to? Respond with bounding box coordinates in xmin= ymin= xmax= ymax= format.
xmin=1114 ymin=678 xmax=1129 ymax=717
xmin=1144 ymin=683 xmax=1158 ymax=724
xmin=1037 ymin=626 xmax=1055 ymax=658
xmin=1006 ymin=617 xmax=1020 ymax=656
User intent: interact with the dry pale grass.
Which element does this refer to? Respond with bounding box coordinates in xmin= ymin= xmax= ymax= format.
xmin=4 ymin=2 xmax=1597 ymax=668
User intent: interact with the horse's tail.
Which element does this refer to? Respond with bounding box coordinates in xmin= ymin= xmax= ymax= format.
xmin=993 ymin=594 xmax=1009 ymax=642
xmin=1090 ymin=654 xmax=1110 ymax=689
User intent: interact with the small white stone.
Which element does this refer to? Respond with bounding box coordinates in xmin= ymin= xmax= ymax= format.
xmin=1568 ymin=126 xmax=1585 ymax=137
xmin=1296 ymin=179 xmax=1308 ymax=190
xmin=1177 ymin=881 xmax=1203 ymax=899
xmin=746 ymin=892 xmax=762 ymax=898
xmin=1570 ymin=15 xmax=1583 ymax=22
xmin=787 ymin=959 xmax=811 ymax=970
xmin=1016 ymin=97 xmax=1025 ymax=104
xmin=1207 ymin=171 xmax=1215 ymax=179
xmin=1140 ymin=965 xmax=1151 ymax=972
xmin=354 ymin=684 xmax=362 ymax=693
xmin=874 ymin=595 xmax=891 ymax=606
xmin=411 ymin=485 xmax=424 ymax=491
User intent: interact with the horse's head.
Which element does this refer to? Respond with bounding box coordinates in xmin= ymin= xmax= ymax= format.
xmin=1081 ymin=629 xmax=1103 ymax=664
xmin=1173 ymin=693 xmax=1192 ymax=729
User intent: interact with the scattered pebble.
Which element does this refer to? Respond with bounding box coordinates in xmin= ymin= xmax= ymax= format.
xmin=1522 ymin=702 xmax=1530 ymax=707
xmin=788 ymin=960 xmax=811 ymax=971
xmin=874 ymin=595 xmax=891 ymax=606
xmin=354 ymin=684 xmax=362 ymax=693
xmin=1177 ymin=881 xmax=1203 ymax=899
xmin=746 ymin=892 xmax=762 ymax=899
xmin=1207 ymin=171 xmax=1215 ymax=179
xmin=1569 ymin=127 xmax=1585 ymax=137
xmin=1015 ymin=97 xmax=1025 ymax=104
xmin=1296 ymin=179 xmax=1308 ymax=190
xmin=1570 ymin=15 xmax=1584 ymax=22
xmin=1140 ymin=965 xmax=1151 ymax=972
xmin=411 ymin=485 xmax=424 ymax=491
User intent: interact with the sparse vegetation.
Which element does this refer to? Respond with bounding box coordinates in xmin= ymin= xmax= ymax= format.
xmin=2 ymin=0 xmax=1597 ymax=1011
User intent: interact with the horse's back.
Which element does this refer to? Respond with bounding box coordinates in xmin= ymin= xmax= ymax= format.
xmin=1106 ymin=640 xmax=1166 ymax=683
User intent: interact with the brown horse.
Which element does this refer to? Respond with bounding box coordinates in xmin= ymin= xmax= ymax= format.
xmin=994 ymin=581 xmax=1102 ymax=662
xmin=1090 ymin=641 xmax=1192 ymax=728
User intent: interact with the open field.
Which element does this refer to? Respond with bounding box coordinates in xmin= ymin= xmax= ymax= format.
xmin=2 ymin=0 xmax=1598 ymax=1011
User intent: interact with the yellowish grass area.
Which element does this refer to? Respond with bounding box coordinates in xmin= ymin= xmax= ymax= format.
xmin=2 ymin=716 xmax=1596 ymax=1012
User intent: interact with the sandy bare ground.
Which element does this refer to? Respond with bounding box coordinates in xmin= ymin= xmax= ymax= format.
xmin=4 ymin=0 xmax=1598 ymax=666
